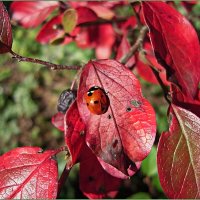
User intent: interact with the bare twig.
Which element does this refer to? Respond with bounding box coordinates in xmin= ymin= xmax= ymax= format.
xmin=55 ymin=146 xmax=71 ymax=197
xmin=132 ymin=4 xmax=142 ymax=28
xmin=150 ymin=66 xmax=171 ymax=104
xmin=9 ymin=50 xmax=81 ymax=70
xmin=140 ymin=50 xmax=171 ymax=104
xmin=120 ymin=26 xmax=148 ymax=64
xmin=57 ymin=164 xmax=71 ymax=198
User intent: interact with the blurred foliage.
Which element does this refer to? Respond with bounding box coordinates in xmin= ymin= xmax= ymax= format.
xmin=1 ymin=1 xmax=200 ymax=199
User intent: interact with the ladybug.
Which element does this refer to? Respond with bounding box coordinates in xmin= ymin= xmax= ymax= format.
xmin=57 ymin=89 xmax=76 ymax=113
xmin=84 ymin=86 xmax=109 ymax=115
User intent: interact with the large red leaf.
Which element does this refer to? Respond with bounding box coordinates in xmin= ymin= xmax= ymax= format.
xmin=142 ymin=2 xmax=200 ymax=99
xmin=0 ymin=2 xmax=12 ymax=53
xmin=64 ymin=101 xmax=86 ymax=169
xmin=10 ymin=1 xmax=59 ymax=28
xmin=0 ymin=147 xmax=58 ymax=199
xmin=77 ymin=59 xmax=156 ymax=177
xmin=157 ymin=105 xmax=200 ymax=198
xmin=79 ymin=145 xmax=121 ymax=199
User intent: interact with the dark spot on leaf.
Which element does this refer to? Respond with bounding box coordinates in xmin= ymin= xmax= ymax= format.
xmin=88 ymin=176 xmax=94 ymax=182
xmin=131 ymin=100 xmax=142 ymax=108
xmin=94 ymin=100 xmax=99 ymax=104
xmin=112 ymin=139 xmax=118 ymax=148
xmin=98 ymin=186 xmax=106 ymax=193
xmin=126 ymin=107 xmax=132 ymax=112
xmin=108 ymin=114 xmax=112 ymax=119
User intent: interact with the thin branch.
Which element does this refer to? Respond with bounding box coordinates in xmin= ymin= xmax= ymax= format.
xmin=120 ymin=26 xmax=148 ymax=64
xmin=150 ymin=66 xmax=171 ymax=104
xmin=9 ymin=50 xmax=81 ymax=70
xmin=57 ymin=164 xmax=71 ymax=198
xmin=70 ymin=67 xmax=83 ymax=90
xmin=132 ymin=3 xmax=142 ymax=28
xmin=140 ymin=51 xmax=171 ymax=104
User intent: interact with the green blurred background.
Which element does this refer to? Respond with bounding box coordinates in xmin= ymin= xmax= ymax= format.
xmin=1 ymin=1 xmax=200 ymax=199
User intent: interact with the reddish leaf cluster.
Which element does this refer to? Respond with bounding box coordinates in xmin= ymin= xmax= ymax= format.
xmin=1 ymin=1 xmax=200 ymax=199
xmin=142 ymin=2 xmax=200 ymax=198
xmin=10 ymin=1 xmax=123 ymax=59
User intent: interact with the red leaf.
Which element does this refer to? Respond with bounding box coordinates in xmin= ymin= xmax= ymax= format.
xmin=97 ymin=156 xmax=141 ymax=179
xmin=0 ymin=2 xmax=12 ymax=53
xmin=170 ymin=85 xmax=200 ymax=118
xmin=0 ymin=147 xmax=58 ymax=199
xmin=51 ymin=112 xmax=65 ymax=131
xmin=75 ymin=24 xmax=115 ymax=59
xmin=77 ymin=59 xmax=156 ymax=177
xmin=79 ymin=145 xmax=121 ymax=199
xmin=95 ymin=24 xmax=115 ymax=59
xmin=142 ymin=2 xmax=200 ymax=99
xmin=10 ymin=1 xmax=59 ymax=28
xmin=64 ymin=101 xmax=85 ymax=168
xmin=36 ymin=14 xmax=66 ymax=44
xmin=136 ymin=42 xmax=168 ymax=85
xmin=157 ymin=105 xmax=200 ymax=198
xmin=76 ymin=7 xmax=98 ymax=24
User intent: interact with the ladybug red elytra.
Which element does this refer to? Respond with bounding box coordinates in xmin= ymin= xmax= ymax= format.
xmin=84 ymin=86 xmax=109 ymax=115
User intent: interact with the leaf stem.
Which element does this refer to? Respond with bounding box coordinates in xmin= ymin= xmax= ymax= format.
xmin=150 ymin=65 xmax=171 ymax=104
xmin=141 ymin=51 xmax=171 ymax=104
xmin=9 ymin=49 xmax=81 ymax=70
xmin=120 ymin=26 xmax=148 ymax=64
xmin=57 ymin=164 xmax=71 ymax=198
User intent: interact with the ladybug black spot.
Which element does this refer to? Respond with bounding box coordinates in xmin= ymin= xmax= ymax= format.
xmin=88 ymin=86 xmax=99 ymax=92
xmin=87 ymin=92 xmax=93 ymax=96
xmin=94 ymin=100 xmax=99 ymax=104
xmin=87 ymin=103 xmax=89 ymax=106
